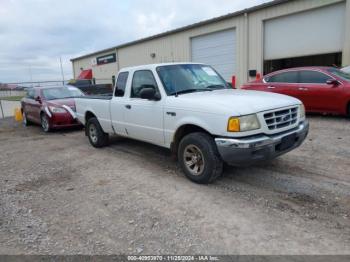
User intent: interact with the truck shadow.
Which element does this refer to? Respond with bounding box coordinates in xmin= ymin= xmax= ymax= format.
xmin=106 ymin=132 xmax=350 ymax=224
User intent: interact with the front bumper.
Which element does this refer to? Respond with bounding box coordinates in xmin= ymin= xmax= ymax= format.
xmin=49 ymin=113 xmax=82 ymax=129
xmin=215 ymin=121 xmax=309 ymax=166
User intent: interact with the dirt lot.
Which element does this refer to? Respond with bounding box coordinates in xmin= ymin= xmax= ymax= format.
xmin=0 ymin=116 xmax=350 ymax=255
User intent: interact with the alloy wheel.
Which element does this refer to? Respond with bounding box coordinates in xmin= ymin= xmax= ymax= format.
xmin=89 ymin=123 xmax=98 ymax=144
xmin=41 ymin=115 xmax=49 ymax=132
xmin=183 ymin=144 xmax=205 ymax=176
xmin=22 ymin=112 xmax=27 ymax=125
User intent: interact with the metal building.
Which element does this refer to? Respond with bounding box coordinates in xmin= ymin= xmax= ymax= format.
xmin=71 ymin=0 xmax=350 ymax=87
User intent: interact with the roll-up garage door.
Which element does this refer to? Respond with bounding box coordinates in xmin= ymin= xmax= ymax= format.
xmin=264 ymin=2 xmax=345 ymax=60
xmin=191 ymin=29 xmax=236 ymax=81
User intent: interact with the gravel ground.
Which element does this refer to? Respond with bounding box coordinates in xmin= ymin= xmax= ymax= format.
xmin=0 ymin=115 xmax=350 ymax=255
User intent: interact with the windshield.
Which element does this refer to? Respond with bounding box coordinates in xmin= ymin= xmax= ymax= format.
xmin=67 ymin=87 xmax=84 ymax=97
xmin=42 ymin=87 xmax=82 ymax=100
xmin=156 ymin=64 xmax=228 ymax=95
xmin=328 ymin=68 xmax=350 ymax=81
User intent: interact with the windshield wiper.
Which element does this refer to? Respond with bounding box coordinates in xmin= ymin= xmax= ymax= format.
xmin=205 ymin=84 xmax=226 ymax=89
xmin=171 ymin=88 xmax=212 ymax=96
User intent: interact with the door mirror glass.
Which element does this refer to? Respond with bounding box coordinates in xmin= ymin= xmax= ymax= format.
xmin=326 ymin=79 xmax=340 ymax=86
xmin=139 ymin=85 xmax=160 ymax=100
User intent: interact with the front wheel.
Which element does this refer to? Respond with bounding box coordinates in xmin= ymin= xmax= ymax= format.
xmin=86 ymin=117 xmax=109 ymax=148
xmin=178 ymin=132 xmax=223 ymax=184
xmin=40 ymin=114 xmax=51 ymax=132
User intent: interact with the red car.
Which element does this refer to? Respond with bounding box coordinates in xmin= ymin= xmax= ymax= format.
xmin=242 ymin=67 xmax=350 ymax=117
xmin=21 ymin=86 xmax=84 ymax=132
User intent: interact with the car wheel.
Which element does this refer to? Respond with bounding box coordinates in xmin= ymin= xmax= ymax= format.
xmin=347 ymin=103 xmax=350 ymax=118
xmin=86 ymin=117 xmax=109 ymax=148
xmin=22 ymin=111 xmax=31 ymax=126
xmin=40 ymin=113 xmax=51 ymax=132
xmin=178 ymin=132 xmax=223 ymax=184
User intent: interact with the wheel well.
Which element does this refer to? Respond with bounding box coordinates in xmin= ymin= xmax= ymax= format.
xmin=85 ymin=111 xmax=96 ymax=123
xmin=171 ymin=124 xmax=211 ymax=156
xmin=84 ymin=111 xmax=97 ymax=136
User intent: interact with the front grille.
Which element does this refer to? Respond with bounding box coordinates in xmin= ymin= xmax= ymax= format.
xmin=264 ymin=107 xmax=298 ymax=130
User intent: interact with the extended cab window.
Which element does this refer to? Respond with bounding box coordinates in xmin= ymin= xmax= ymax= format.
xmin=131 ymin=70 xmax=158 ymax=98
xmin=299 ymin=70 xmax=329 ymax=83
xmin=115 ymin=72 xmax=129 ymax=97
xmin=265 ymin=71 xmax=298 ymax=83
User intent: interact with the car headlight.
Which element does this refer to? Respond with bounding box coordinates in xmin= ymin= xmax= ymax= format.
xmin=300 ymin=104 xmax=305 ymax=119
xmin=227 ymin=114 xmax=260 ymax=132
xmin=49 ymin=106 xmax=66 ymax=113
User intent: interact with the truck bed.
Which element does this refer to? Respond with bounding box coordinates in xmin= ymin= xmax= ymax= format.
xmin=75 ymin=95 xmax=113 ymax=133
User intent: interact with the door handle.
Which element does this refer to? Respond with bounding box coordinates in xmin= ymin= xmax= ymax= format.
xmin=125 ymin=105 xmax=131 ymax=109
xmin=298 ymin=87 xmax=308 ymax=91
xmin=267 ymin=86 xmax=276 ymax=89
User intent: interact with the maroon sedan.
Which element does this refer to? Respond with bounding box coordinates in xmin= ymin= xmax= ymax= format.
xmin=21 ymin=86 xmax=84 ymax=132
xmin=242 ymin=67 xmax=350 ymax=117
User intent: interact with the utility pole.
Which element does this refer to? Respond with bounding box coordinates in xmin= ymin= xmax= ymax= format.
xmin=60 ymin=56 xmax=65 ymax=85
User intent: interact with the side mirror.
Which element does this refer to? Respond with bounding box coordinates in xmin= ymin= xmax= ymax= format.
xmin=35 ymin=96 xmax=42 ymax=103
xmin=139 ymin=85 xmax=160 ymax=100
xmin=326 ymin=79 xmax=340 ymax=87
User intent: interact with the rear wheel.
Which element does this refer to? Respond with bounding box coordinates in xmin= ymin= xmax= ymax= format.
xmin=86 ymin=117 xmax=109 ymax=147
xmin=40 ymin=113 xmax=51 ymax=132
xmin=22 ymin=111 xmax=31 ymax=126
xmin=178 ymin=132 xmax=223 ymax=184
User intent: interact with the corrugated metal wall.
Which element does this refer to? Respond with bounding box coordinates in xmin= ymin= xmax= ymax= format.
xmin=72 ymin=0 xmax=347 ymax=87
xmin=117 ymin=15 xmax=246 ymax=84
xmin=247 ymin=0 xmax=345 ymax=77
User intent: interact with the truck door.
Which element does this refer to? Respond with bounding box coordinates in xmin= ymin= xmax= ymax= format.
xmin=123 ymin=70 xmax=164 ymax=145
xmin=110 ymin=72 xmax=129 ymax=136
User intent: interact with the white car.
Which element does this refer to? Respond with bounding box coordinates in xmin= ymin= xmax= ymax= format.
xmin=75 ymin=63 xmax=309 ymax=183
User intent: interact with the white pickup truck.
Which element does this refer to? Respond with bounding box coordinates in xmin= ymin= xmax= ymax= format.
xmin=75 ymin=63 xmax=309 ymax=183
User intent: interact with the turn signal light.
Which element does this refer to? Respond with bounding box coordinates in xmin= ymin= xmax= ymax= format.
xmin=227 ymin=117 xmax=240 ymax=132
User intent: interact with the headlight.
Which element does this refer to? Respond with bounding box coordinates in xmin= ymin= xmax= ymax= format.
xmin=49 ymin=106 xmax=66 ymax=113
xmin=227 ymin=114 xmax=260 ymax=132
xmin=300 ymin=104 xmax=305 ymax=119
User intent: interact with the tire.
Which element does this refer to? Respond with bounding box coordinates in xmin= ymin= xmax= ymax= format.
xmin=22 ymin=111 xmax=31 ymax=126
xmin=178 ymin=132 xmax=223 ymax=184
xmin=40 ymin=113 xmax=51 ymax=132
xmin=347 ymin=103 xmax=350 ymax=118
xmin=86 ymin=117 xmax=109 ymax=148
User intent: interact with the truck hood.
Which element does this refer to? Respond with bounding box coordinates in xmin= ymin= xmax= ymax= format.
xmin=166 ymin=89 xmax=301 ymax=116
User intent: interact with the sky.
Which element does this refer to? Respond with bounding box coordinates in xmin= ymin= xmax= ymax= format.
xmin=0 ymin=0 xmax=271 ymax=83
